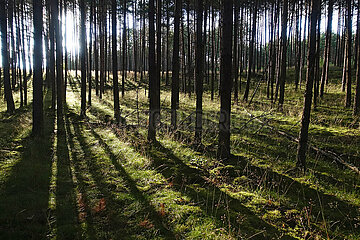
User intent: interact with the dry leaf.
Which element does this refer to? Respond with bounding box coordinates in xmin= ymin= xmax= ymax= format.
xmin=93 ymin=198 xmax=106 ymax=213
xmin=159 ymin=203 xmax=166 ymax=217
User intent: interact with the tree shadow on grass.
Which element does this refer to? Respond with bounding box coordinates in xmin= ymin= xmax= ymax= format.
xmin=87 ymin=124 xmax=177 ymax=240
xmin=0 ymin=91 xmax=55 ymax=239
xmin=223 ymin=155 xmax=360 ymax=237
xmin=112 ymin=132 xmax=296 ymax=240
xmin=53 ymin=113 xmax=81 ymax=239
xmin=68 ymin=111 xmax=176 ymax=239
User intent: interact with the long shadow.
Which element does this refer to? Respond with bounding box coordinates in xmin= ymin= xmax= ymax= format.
xmin=87 ymin=124 xmax=177 ymax=239
xmin=110 ymin=131 xmax=295 ymax=240
xmin=0 ymin=91 xmax=55 ymax=239
xmin=193 ymin=131 xmax=359 ymax=235
xmin=64 ymin=110 xmax=96 ymax=239
xmin=54 ymin=112 xmax=80 ymax=239
xmin=87 ymin=94 xmax=359 ymax=235
xmin=224 ymin=155 xmax=360 ymax=235
xmin=68 ymin=111 xmax=176 ymax=239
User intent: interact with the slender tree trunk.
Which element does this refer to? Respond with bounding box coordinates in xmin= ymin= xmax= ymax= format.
xmin=64 ymin=0 xmax=68 ymax=101
xmin=171 ymin=0 xmax=182 ymax=130
xmin=194 ymin=0 xmax=204 ymax=145
xmin=345 ymin=0 xmax=352 ymax=108
xmin=49 ymin=0 xmax=56 ymax=109
xmin=94 ymin=0 xmax=99 ymax=96
xmin=211 ymin=6 xmax=215 ymax=101
xmin=15 ymin=6 xmax=23 ymax=107
xmin=9 ymin=0 xmax=16 ymax=90
xmin=156 ymin=0 xmax=162 ymax=86
xmin=54 ymin=0 xmax=64 ymax=118
xmin=122 ymin=0 xmax=127 ymax=97
xmin=187 ymin=0 xmax=192 ymax=96
xmin=165 ymin=0 xmax=170 ymax=86
xmin=355 ymin=0 xmax=360 ymax=115
xmin=320 ymin=0 xmax=333 ymax=97
xmin=88 ymin=0 xmax=93 ymax=106
xmin=278 ymin=0 xmax=288 ymax=107
xmin=21 ymin=0 xmax=27 ymax=105
xmin=297 ymin=0 xmax=319 ymax=172
xmin=243 ymin=1 xmax=257 ymax=102
xmin=0 ymin=0 xmax=15 ymax=113
xmin=148 ymin=0 xmax=159 ymax=142
xmin=80 ymin=0 xmax=86 ymax=116
xmin=313 ymin=10 xmax=321 ymax=108
xmin=218 ymin=0 xmax=233 ymax=159
xmin=99 ymin=4 xmax=105 ymax=99
xmin=33 ymin=0 xmax=44 ymax=135
xmin=233 ymin=0 xmax=239 ymax=103
xmin=112 ymin=0 xmax=120 ymax=123
xmin=295 ymin=0 xmax=302 ymax=91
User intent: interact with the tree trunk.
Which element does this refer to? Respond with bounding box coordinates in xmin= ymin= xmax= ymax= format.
xmin=88 ymin=0 xmax=93 ymax=106
xmin=49 ymin=0 xmax=56 ymax=109
xmin=296 ymin=0 xmax=319 ymax=172
xmin=112 ymin=0 xmax=120 ymax=123
xmin=171 ymin=0 xmax=182 ymax=130
xmin=148 ymin=0 xmax=159 ymax=142
xmin=165 ymin=1 xmax=170 ymax=86
xmin=20 ymin=0 xmax=27 ymax=105
xmin=94 ymin=0 xmax=99 ymax=96
xmin=122 ymin=0 xmax=127 ymax=97
xmin=355 ymin=0 xmax=360 ymax=115
xmin=0 ymin=0 xmax=15 ymax=113
xmin=233 ymin=0 xmax=239 ymax=103
xmin=80 ymin=0 xmax=86 ymax=116
xmin=32 ymin=0 xmax=44 ymax=135
xmin=278 ymin=0 xmax=288 ymax=107
xmin=54 ymin=0 xmax=64 ymax=118
xmin=243 ymin=1 xmax=257 ymax=102
xmin=320 ymin=0 xmax=333 ymax=97
xmin=345 ymin=0 xmax=352 ymax=108
xmin=218 ymin=0 xmax=233 ymax=159
xmin=313 ymin=10 xmax=321 ymax=108
xmin=194 ymin=0 xmax=204 ymax=145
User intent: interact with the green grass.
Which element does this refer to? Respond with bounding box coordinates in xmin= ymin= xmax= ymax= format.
xmin=0 ymin=67 xmax=359 ymax=239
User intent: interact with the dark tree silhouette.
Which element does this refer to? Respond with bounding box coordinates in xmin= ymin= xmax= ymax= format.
xmin=243 ymin=1 xmax=257 ymax=102
xmin=296 ymin=0 xmax=320 ymax=172
xmin=0 ymin=0 xmax=15 ymax=113
xmin=171 ymin=0 xmax=182 ymax=130
xmin=112 ymin=0 xmax=120 ymax=123
xmin=80 ymin=0 xmax=86 ymax=116
xmin=218 ymin=0 xmax=233 ymax=159
xmin=194 ymin=0 xmax=204 ymax=145
xmin=148 ymin=0 xmax=159 ymax=142
xmin=32 ymin=0 xmax=44 ymax=135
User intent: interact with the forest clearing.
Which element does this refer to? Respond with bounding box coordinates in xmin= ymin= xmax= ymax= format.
xmin=1 ymin=0 xmax=360 ymax=239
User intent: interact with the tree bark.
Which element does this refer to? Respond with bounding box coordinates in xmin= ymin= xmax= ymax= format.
xmin=345 ymin=0 xmax=352 ymax=108
xmin=296 ymin=0 xmax=319 ymax=172
xmin=148 ymin=0 xmax=159 ymax=142
xmin=33 ymin=0 xmax=44 ymax=135
xmin=278 ymin=0 xmax=288 ymax=107
xmin=112 ymin=0 xmax=120 ymax=123
xmin=218 ymin=0 xmax=233 ymax=159
xmin=80 ymin=0 xmax=86 ymax=116
xmin=171 ymin=0 xmax=182 ymax=130
xmin=233 ymin=0 xmax=239 ymax=103
xmin=194 ymin=0 xmax=204 ymax=145
xmin=0 ymin=0 xmax=15 ymax=113
xmin=320 ymin=0 xmax=333 ymax=98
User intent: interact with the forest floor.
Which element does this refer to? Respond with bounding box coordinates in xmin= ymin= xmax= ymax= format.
xmin=0 ymin=66 xmax=360 ymax=240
